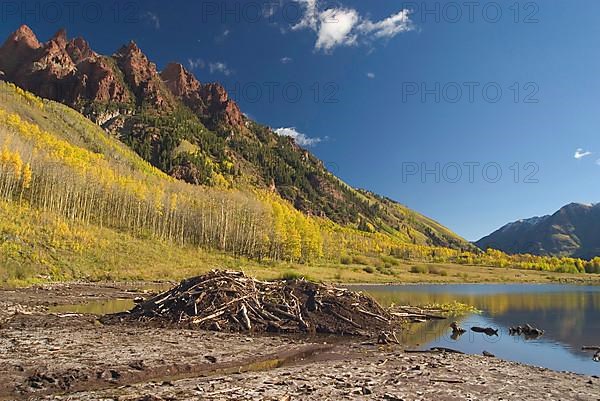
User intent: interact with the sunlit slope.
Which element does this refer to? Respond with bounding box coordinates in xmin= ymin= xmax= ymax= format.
xmin=1 ymin=82 xmax=596 ymax=286
xmin=0 ymin=81 xmax=473 ymax=251
xmin=0 ymin=82 xmax=446 ymax=270
xmin=0 ymin=82 xmax=168 ymax=179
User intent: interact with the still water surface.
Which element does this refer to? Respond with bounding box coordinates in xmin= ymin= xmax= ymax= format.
xmin=351 ymin=284 xmax=600 ymax=376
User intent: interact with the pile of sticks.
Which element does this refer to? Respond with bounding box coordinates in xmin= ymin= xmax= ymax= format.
xmin=103 ymin=270 xmax=395 ymax=335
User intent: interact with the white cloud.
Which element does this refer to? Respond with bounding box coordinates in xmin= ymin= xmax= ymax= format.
xmin=292 ymin=0 xmax=318 ymax=31
xmin=187 ymin=58 xmax=205 ymax=70
xmin=292 ymin=1 xmax=413 ymax=53
xmin=142 ymin=11 xmax=160 ymax=29
xmin=315 ymin=8 xmax=359 ymax=52
xmin=366 ymin=72 xmax=375 ymax=79
xmin=280 ymin=56 xmax=293 ymax=64
xmin=275 ymin=127 xmax=322 ymax=147
xmin=358 ymin=10 xmax=412 ymax=39
xmin=596 ymin=159 xmax=600 ymax=166
xmin=575 ymin=148 xmax=592 ymax=159
xmin=209 ymin=62 xmax=233 ymax=76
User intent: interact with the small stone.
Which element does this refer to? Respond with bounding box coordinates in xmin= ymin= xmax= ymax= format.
xmin=29 ymin=381 xmax=43 ymax=389
xmin=128 ymin=360 xmax=145 ymax=370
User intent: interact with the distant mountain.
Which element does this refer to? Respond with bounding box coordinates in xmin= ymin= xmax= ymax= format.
xmin=0 ymin=25 xmax=474 ymax=250
xmin=476 ymin=203 xmax=600 ymax=259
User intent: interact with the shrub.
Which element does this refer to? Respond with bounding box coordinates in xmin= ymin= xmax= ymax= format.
xmin=279 ymin=271 xmax=303 ymax=281
xmin=380 ymin=255 xmax=400 ymax=266
xmin=376 ymin=265 xmax=395 ymax=276
xmin=363 ymin=266 xmax=375 ymax=274
xmin=428 ymin=266 xmax=448 ymax=276
xmin=340 ymin=256 xmax=352 ymax=265
xmin=352 ymin=256 xmax=370 ymax=265
xmin=410 ymin=265 xmax=429 ymax=274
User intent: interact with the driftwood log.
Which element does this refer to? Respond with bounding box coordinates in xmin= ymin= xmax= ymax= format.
xmin=582 ymin=346 xmax=600 ymax=362
xmin=404 ymin=347 xmax=464 ymax=354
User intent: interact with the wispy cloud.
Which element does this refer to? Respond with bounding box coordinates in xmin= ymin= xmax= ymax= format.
xmin=574 ymin=148 xmax=592 ymax=159
xmin=187 ymin=58 xmax=205 ymax=70
xmin=293 ymin=0 xmax=318 ymax=31
xmin=280 ymin=57 xmax=293 ymax=64
xmin=366 ymin=72 xmax=375 ymax=79
xmin=292 ymin=0 xmax=413 ymax=53
xmin=263 ymin=4 xmax=277 ymax=18
xmin=215 ymin=29 xmax=230 ymax=43
xmin=275 ymin=127 xmax=322 ymax=147
xmin=209 ymin=62 xmax=233 ymax=76
xmin=142 ymin=11 xmax=160 ymax=29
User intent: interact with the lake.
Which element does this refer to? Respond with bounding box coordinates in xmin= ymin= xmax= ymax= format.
xmin=351 ymin=284 xmax=600 ymax=376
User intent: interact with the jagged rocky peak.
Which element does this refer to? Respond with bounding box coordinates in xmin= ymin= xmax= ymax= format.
xmin=160 ymin=62 xmax=244 ymax=130
xmin=200 ymin=82 xmax=245 ymax=127
xmin=114 ymin=41 xmax=153 ymax=76
xmin=161 ymin=62 xmax=201 ymax=97
xmin=66 ymin=36 xmax=96 ymax=62
xmin=5 ymin=24 xmax=41 ymax=49
xmin=200 ymin=82 xmax=230 ymax=103
xmin=0 ymin=25 xmax=132 ymax=108
xmin=0 ymin=25 xmax=42 ymax=76
xmin=50 ymin=28 xmax=68 ymax=47
xmin=113 ymin=40 xmax=173 ymax=111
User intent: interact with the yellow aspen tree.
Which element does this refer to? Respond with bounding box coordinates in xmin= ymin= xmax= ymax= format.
xmin=11 ymin=152 xmax=23 ymax=179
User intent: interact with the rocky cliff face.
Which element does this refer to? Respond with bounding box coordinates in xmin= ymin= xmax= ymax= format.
xmin=0 ymin=25 xmax=250 ymax=188
xmin=0 ymin=26 xmax=132 ymax=112
xmin=113 ymin=41 xmax=174 ymax=112
xmin=0 ymin=25 xmax=244 ymax=131
xmin=161 ymin=62 xmax=245 ymax=131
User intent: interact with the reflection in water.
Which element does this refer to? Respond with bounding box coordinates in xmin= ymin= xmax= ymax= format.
xmin=49 ymin=299 xmax=134 ymax=315
xmin=351 ymin=284 xmax=600 ymax=376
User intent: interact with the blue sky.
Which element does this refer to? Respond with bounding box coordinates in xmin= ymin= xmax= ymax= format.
xmin=2 ymin=0 xmax=600 ymax=240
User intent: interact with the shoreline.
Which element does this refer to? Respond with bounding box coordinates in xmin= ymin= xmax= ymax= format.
xmin=4 ymin=269 xmax=600 ymax=290
xmin=344 ymin=280 xmax=600 ymax=286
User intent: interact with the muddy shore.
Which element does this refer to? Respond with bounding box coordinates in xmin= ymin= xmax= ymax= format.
xmin=1 ymin=283 xmax=598 ymax=401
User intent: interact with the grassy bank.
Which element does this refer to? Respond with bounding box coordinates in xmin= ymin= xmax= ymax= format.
xmin=2 ymin=200 xmax=600 ymax=287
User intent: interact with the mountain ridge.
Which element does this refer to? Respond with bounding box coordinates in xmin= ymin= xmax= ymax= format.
xmin=476 ymin=203 xmax=600 ymax=258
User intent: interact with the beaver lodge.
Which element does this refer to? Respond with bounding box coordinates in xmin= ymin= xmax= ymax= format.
xmin=101 ymin=270 xmax=398 ymax=336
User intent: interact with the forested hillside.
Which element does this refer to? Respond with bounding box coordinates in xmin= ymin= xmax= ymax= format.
xmin=0 ymin=25 xmax=473 ymax=250
xmin=0 ymin=82 xmax=598 ymax=286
